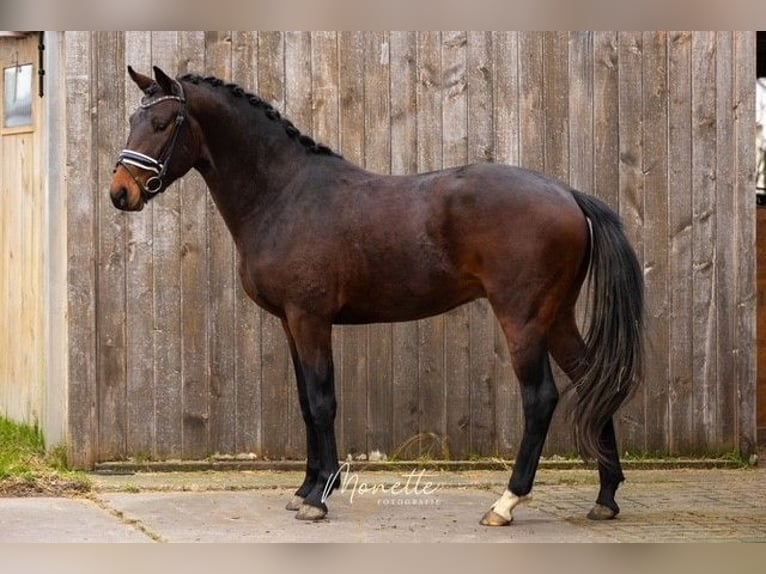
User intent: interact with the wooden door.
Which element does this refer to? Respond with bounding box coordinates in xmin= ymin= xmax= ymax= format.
xmin=0 ymin=33 xmax=46 ymax=425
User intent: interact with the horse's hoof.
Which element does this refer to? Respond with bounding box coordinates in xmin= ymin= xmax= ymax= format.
xmin=587 ymin=504 xmax=618 ymax=521
xmin=295 ymin=503 xmax=328 ymax=521
xmin=479 ymin=510 xmax=512 ymax=527
xmin=285 ymin=495 xmax=304 ymax=511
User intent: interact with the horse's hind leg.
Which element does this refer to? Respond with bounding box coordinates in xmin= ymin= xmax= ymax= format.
xmin=481 ymin=320 xmax=558 ymax=526
xmin=548 ymin=310 xmax=624 ymax=520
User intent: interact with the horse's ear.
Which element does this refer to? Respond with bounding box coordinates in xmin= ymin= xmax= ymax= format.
xmin=153 ymin=66 xmax=179 ymax=96
xmin=127 ymin=65 xmax=154 ymax=94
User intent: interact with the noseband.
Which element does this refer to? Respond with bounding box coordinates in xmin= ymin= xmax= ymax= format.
xmin=116 ymin=81 xmax=186 ymax=196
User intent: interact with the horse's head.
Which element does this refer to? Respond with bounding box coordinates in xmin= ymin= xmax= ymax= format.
xmin=110 ymin=65 xmax=198 ymax=211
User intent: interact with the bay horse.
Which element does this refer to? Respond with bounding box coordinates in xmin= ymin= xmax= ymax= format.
xmin=110 ymin=66 xmax=644 ymax=526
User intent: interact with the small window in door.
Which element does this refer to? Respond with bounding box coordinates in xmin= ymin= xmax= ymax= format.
xmin=3 ymin=63 xmax=33 ymax=130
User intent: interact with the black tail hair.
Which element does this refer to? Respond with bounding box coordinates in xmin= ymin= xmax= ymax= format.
xmin=570 ymin=190 xmax=645 ymax=462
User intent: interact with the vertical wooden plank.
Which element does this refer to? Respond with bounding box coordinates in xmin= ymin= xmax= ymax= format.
xmin=0 ymin=99 xmax=6 ymax=415
xmin=310 ymin=30 xmax=342 ymax=456
xmin=65 ymin=31 xmax=98 ymax=467
xmin=467 ymin=31 xmax=496 ymax=457
xmin=232 ymin=31 xmax=262 ymax=456
xmin=256 ymin=31 xmax=292 ymax=461
xmin=668 ymin=31 xmax=694 ymax=454
xmin=617 ymin=31 xmax=646 ymax=453
xmin=565 ymin=30 xmax=594 ymax=456
xmin=441 ymin=30 xmax=471 ymax=459
xmin=150 ymin=32 xmax=184 ymax=460
xmin=590 ymin=31 xmax=622 ymax=452
xmin=691 ymin=31 xmax=718 ymax=452
xmin=1 ymin=61 xmax=19 ymax=420
xmin=337 ymin=31 xmax=367 ymax=459
xmin=416 ymin=31 xmax=446 ymax=454
xmin=568 ymin=32 xmax=594 ymax=195
xmin=46 ymin=32 xmax=72 ymax=445
xmin=713 ymin=32 xmax=735 ymax=452
xmin=123 ymin=31 xmax=155 ymax=459
xmin=28 ymin=32 xmax=46 ymax=428
xmin=311 ymin=31 xmax=339 ymax=154
xmin=389 ymin=31 xmax=421 ymax=455
xmin=734 ymin=31 xmax=757 ymax=457
xmin=491 ymin=31 xmax=522 ymax=458
xmin=542 ymin=31 xmax=571 ymax=455
xmin=518 ymin=32 xmax=544 ymax=173
xmin=95 ymin=31 xmax=127 ymax=461
xmin=642 ymin=31 xmax=670 ymax=454
xmin=363 ymin=31 xmax=394 ymax=457
xmin=283 ymin=31 xmax=313 ymax=458
xmin=593 ymin=32 xmax=620 ymax=208
xmin=543 ymin=31 xmax=569 ymax=182
xmin=178 ymin=30 xmax=210 ymax=459
xmin=205 ymin=31 xmax=237 ymax=456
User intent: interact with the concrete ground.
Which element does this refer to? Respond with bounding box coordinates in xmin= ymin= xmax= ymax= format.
xmin=1 ymin=465 xmax=764 ymax=542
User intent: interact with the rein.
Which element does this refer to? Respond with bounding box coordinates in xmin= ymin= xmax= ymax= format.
xmin=116 ymin=82 xmax=186 ymax=196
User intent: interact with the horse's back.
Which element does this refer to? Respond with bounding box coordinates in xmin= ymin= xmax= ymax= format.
xmin=325 ymin=162 xmax=590 ymax=324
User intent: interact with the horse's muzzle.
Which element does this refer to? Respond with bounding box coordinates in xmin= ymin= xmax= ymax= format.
xmin=110 ymin=166 xmax=146 ymax=211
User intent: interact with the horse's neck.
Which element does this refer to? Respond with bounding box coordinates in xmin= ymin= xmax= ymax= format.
xmin=192 ymin=95 xmax=315 ymax=241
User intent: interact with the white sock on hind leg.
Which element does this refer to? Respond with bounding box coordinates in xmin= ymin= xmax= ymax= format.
xmin=490 ymin=489 xmax=529 ymax=521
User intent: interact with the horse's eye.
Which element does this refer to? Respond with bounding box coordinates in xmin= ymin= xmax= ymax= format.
xmin=152 ymin=119 xmax=169 ymax=132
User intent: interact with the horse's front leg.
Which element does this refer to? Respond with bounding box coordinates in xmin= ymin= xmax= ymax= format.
xmin=283 ymin=309 xmax=340 ymax=521
xmin=282 ymin=320 xmax=321 ymax=511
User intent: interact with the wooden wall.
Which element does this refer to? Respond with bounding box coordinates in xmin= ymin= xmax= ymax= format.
xmin=62 ymin=31 xmax=757 ymax=467
xmin=757 ymin=206 xmax=766 ymax=438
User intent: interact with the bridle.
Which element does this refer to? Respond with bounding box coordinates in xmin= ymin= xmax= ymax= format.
xmin=116 ymin=81 xmax=186 ymax=196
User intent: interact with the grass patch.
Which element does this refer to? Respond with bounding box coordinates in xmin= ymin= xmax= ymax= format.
xmin=0 ymin=417 xmax=90 ymax=496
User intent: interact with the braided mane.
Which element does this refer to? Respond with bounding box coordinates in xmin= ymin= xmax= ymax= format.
xmin=179 ymin=73 xmax=340 ymax=158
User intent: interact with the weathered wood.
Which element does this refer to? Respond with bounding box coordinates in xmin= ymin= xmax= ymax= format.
xmin=416 ymin=31 xmax=446 ymax=455
xmin=691 ymin=31 xmax=718 ymax=452
xmin=467 ymin=31 xmax=496 ymax=457
xmin=542 ymin=31 xmax=572 ymax=455
xmin=565 ymin=30 xmax=595 ymax=456
xmin=0 ymin=33 xmax=46 ymax=428
xmin=491 ymin=30 xmax=521 ymax=458
xmin=617 ymin=31 xmax=646 ymax=453
xmin=442 ymin=30 xmax=471 ymax=459
xmin=668 ymin=31 xmax=695 ymax=454
xmin=714 ymin=31 xmax=736 ymax=452
xmin=123 ymin=31 xmax=155 ymax=459
xmin=734 ymin=31 xmax=757 ymax=457
xmin=256 ymin=31 xmax=292 ymax=460
xmin=64 ymin=31 xmax=98 ymax=468
xmin=177 ymin=30 xmax=210 ymax=459
xmin=363 ymin=31 xmax=395 ymax=457
xmin=518 ymin=32 xmax=544 ymax=173
xmin=45 ymin=31 xmax=759 ymax=465
xmin=282 ymin=31 xmax=313 ymax=459
xmin=337 ymin=31 xmax=368 ymax=459
xmin=593 ymin=31 xmax=619 ymax=208
xmin=642 ymin=31 xmax=670 ymax=454
xmin=232 ymin=31 xmax=262 ymax=455
xmin=95 ymin=32 xmax=128 ymax=460
xmin=151 ymin=31 xmax=184 ymax=460
xmin=389 ymin=31 xmax=421 ymax=455
xmin=205 ymin=31 xmax=237 ymax=456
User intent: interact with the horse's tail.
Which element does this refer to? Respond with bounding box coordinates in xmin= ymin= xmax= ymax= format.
xmin=569 ymin=189 xmax=645 ymax=463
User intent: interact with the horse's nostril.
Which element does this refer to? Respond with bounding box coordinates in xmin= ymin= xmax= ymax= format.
xmin=112 ymin=186 xmax=129 ymax=209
